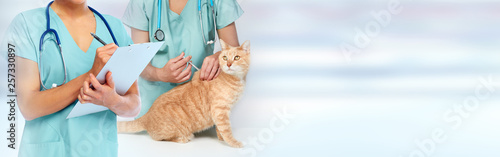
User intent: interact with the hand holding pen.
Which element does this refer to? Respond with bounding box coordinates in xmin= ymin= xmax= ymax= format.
xmin=88 ymin=32 xmax=118 ymax=89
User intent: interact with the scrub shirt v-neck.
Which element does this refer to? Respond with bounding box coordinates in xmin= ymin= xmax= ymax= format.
xmin=3 ymin=6 xmax=133 ymax=157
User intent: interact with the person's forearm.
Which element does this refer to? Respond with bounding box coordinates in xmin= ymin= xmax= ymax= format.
xmin=140 ymin=63 xmax=161 ymax=82
xmin=108 ymin=93 xmax=140 ymax=117
xmin=18 ymin=73 xmax=90 ymax=121
xmin=107 ymin=82 xmax=141 ymax=117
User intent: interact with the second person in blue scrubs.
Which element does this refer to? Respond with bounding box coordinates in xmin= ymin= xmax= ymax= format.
xmin=122 ymin=0 xmax=244 ymax=118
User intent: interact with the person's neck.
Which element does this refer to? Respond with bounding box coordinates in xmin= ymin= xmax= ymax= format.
xmin=50 ymin=0 xmax=91 ymax=18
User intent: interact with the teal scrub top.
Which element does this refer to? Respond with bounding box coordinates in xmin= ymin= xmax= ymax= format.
xmin=3 ymin=7 xmax=133 ymax=157
xmin=122 ymin=0 xmax=243 ymax=118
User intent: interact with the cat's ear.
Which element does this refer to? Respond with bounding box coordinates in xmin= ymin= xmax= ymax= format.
xmin=240 ymin=40 xmax=250 ymax=53
xmin=220 ymin=39 xmax=230 ymax=50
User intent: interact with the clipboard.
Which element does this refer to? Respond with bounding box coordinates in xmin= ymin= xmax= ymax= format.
xmin=67 ymin=42 xmax=164 ymax=119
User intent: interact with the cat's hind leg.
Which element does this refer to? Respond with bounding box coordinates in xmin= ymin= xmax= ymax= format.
xmin=170 ymin=134 xmax=194 ymax=143
xmin=150 ymin=132 xmax=194 ymax=143
xmin=149 ymin=132 xmax=174 ymax=141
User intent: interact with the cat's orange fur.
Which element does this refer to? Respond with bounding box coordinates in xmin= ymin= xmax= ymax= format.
xmin=117 ymin=40 xmax=250 ymax=148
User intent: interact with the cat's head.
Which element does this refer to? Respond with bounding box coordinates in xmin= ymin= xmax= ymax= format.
xmin=219 ymin=40 xmax=250 ymax=78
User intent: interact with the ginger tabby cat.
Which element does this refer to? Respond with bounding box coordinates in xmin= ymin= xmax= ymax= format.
xmin=118 ymin=40 xmax=250 ymax=148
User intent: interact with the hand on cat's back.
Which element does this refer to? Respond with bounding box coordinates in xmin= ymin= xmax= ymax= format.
xmin=200 ymin=52 xmax=221 ymax=81
xmin=154 ymin=52 xmax=193 ymax=83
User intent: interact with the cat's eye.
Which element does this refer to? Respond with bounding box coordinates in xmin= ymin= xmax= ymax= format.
xmin=223 ymin=56 xmax=228 ymax=61
xmin=234 ymin=56 xmax=240 ymax=60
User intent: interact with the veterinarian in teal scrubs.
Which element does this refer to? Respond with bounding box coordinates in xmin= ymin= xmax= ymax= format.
xmin=122 ymin=0 xmax=243 ymax=118
xmin=3 ymin=0 xmax=140 ymax=156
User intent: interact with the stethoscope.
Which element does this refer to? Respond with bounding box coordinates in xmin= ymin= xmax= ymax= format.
xmin=39 ymin=1 xmax=119 ymax=90
xmin=154 ymin=0 xmax=217 ymax=45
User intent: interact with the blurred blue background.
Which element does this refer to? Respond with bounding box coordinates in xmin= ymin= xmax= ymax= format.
xmin=1 ymin=0 xmax=500 ymax=157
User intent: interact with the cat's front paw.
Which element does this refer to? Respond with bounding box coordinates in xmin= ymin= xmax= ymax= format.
xmin=217 ymin=134 xmax=224 ymax=141
xmin=228 ymin=141 xmax=243 ymax=148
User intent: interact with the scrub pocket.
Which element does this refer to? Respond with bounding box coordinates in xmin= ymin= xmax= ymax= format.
xmin=19 ymin=140 xmax=65 ymax=157
xmin=19 ymin=120 xmax=65 ymax=157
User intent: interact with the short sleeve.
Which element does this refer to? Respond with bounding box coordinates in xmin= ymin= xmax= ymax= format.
xmin=215 ymin=0 xmax=244 ymax=29
xmin=122 ymin=0 xmax=150 ymax=31
xmin=120 ymin=26 xmax=134 ymax=46
xmin=2 ymin=13 xmax=38 ymax=63
xmin=104 ymin=15 xmax=135 ymax=46
xmin=115 ymin=19 xmax=135 ymax=46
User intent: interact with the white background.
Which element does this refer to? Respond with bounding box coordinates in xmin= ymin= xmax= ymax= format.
xmin=1 ymin=0 xmax=500 ymax=157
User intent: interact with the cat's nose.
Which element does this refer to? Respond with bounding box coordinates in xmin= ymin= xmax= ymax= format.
xmin=227 ymin=62 xmax=232 ymax=67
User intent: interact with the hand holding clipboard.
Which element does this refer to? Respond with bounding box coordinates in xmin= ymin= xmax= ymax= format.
xmin=67 ymin=36 xmax=165 ymax=119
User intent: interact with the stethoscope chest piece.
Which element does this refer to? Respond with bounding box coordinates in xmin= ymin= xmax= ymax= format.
xmin=155 ymin=29 xmax=165 ymax=41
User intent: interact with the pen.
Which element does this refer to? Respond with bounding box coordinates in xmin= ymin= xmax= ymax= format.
xmin=90 ymin=32 xmax=107 ymax=45
xmin=89 ymin=32 xmax=107 ymax=90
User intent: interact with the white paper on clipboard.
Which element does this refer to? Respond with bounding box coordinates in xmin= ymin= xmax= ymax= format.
xmin=67 ymin=42 xmax=164 ymax=119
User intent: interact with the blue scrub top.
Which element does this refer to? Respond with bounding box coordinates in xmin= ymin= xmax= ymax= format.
xmin=3 ymin=7 xmax=133 ymax=157
xmin=122 ymin=0 xmax=243 ymax=118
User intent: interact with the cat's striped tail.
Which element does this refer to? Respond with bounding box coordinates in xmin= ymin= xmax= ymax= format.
xmin=117 ymin=118 xmax=145 ymax=133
